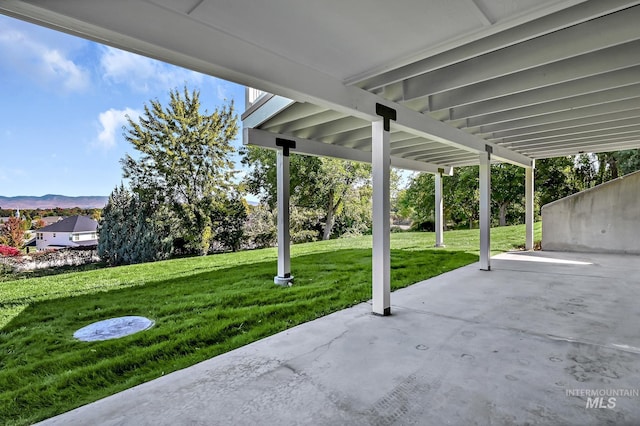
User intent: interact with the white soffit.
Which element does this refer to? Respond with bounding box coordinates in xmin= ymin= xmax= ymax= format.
xmin=246 ymin=0 xmax=640 ymax=165
xmin=149 ymin=0 xmax=577 ymax=83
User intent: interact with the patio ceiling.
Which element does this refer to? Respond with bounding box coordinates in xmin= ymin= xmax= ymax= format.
xmin=243 ymin=0 xmax=640 ymax=168
xmin=2 ymin=0 xmax=640 ymax=169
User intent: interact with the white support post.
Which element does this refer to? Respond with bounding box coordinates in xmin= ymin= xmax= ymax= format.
xmin=435 ymin=170 xmax=445 ymax=247
xmin=274 ymin=142 xmax=294 ymax=286
xmin=479 ymin=148 xmax=492 ymax=271
xmin=372 ymin=119 xmax=391 ymax=316
xmin=525 ymin=165 xmax=535 ymax=251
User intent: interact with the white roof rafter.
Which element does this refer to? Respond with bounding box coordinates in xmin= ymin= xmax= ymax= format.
xmin=244 ymin=128 xmax=453 ymax=175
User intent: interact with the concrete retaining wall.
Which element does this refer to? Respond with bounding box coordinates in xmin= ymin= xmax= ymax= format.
xmin=542 ymin=170 xmax=640 ymax=254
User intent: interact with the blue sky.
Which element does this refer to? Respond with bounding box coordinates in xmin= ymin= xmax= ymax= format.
xmin=0 ymin=15 xmax=246 ymax=197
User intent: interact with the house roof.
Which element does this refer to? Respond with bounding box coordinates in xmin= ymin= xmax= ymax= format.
xmin=40 ymin=216 xmax=64 ymax=225
xmin=39 ymin=215 xmax=98 ymax=233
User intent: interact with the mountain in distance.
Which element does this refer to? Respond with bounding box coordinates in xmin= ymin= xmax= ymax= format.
xmin=0 ymin=194 xmax=108 ymax=209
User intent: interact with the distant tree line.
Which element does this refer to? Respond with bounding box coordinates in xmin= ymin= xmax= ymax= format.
xmin=397 ymin=151 xmax=640 ymax=230
xmin=241 ymin=149 xmax=373 ymax=243
xmin=0 ymin=208 xmax=101 ymax=222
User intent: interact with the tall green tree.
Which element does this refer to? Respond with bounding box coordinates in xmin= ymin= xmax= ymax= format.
xmin=400 ymin=164 xmax=528 ymax=229
xmin=399 ymin=167 xmax=480 ymax=230
xmin=243 ymin=203 xmax=277 ymax=249
xmin=396 ymin=149 xmax=640 ymax=231
xmin=572 ymin=154 xmax=597 ymax=190
xmin=98 ymin=185 xmax=171 ymax=266
xmin=617 ymin=149 xmax=640 ymax=175
xmin=397 ymin=172 xmax=435 ymax=230
xmin=596 ymin=152 xmax=619 ymax=184
xmin=591 ymin=149 xmax=640 ymax=184
xmin=210 ymin=194 xmax=248 ymax=252
xmin=534 ymin=157 xmax=579 ymax=209
xmin=121 ymin=87 xmax=239 ymax=253
xmin=316 ymin=158 xmax=371 ymax=239
xmin=448 ymin=166 xmax=480 ymax=229
xmin=241 ymin=148 xmax=371 ymax=240
xmin=333 ymin=179 xmax=373 ymax=237
xmin=491 ymin=163 xmax=524 ymax=226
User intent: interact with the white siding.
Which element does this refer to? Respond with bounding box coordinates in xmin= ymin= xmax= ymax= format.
xmin=36 ymin=231 xmax=97 ymax=250
xmin=246 ymin=88 xmax=266 ymax=106
xmin=37 ymin=231 xmax=73 ymax=250
xmin=70 ymin=232 xmax=97 ymax=242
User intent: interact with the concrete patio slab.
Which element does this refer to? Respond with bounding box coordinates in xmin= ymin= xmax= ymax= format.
xmin=38 ymin=251 xmax=640 ymax=425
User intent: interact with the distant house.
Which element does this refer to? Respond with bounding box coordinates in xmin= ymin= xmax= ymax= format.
xmin=39 ymin=216 xmax=64 ymax=226
xmin=35 ymin=215 xmax=98 ymax=251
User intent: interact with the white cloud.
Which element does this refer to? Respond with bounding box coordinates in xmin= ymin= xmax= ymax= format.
xmin=0 ymin=24 xmax=90 ymax=93
xmin=94 ymin=108 xmax=141 ymax=149
xmin=100 ymin=46 xmax=203 ymax=92
xmin=217 ymin=84 xmax=228 ymax=101
xmin=42 ymin=49 xmax=90 ymax=92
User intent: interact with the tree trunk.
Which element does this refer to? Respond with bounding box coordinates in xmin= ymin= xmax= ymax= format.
xmin=323 ymin=208 xmax=334 ymax=240
xmin=608 ymin=156 xmax=619 ymax=179
xmin=499 ymin=203 xmax=508 ymax=226
xmin=323 ymin=188 xmax=335 ymax=240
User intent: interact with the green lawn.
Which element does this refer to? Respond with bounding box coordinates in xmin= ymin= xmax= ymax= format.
xmin=0 ymin=224 xmax=540 ymax=425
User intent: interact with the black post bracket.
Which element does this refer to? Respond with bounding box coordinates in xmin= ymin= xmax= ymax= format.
xmin=276 ymin=138 xmax=296 ymax=156
xmin=375 ymin=103 xmax=397 ymax=131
